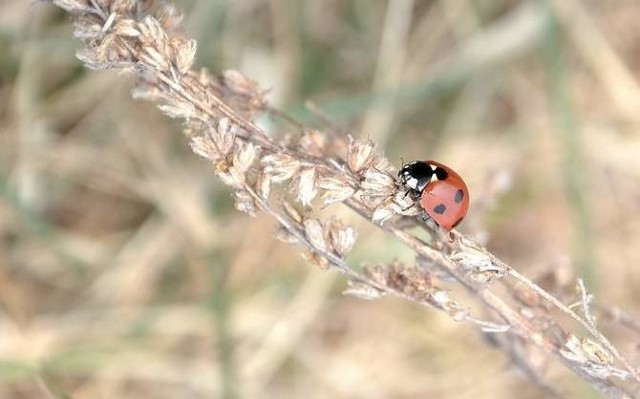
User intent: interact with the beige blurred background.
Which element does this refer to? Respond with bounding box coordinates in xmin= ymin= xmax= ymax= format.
xmin=1 ymin=0 xmax=640 ymax=398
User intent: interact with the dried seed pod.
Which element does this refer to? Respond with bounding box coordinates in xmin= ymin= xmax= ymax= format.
xmin=361 ymin=168 xmax=396 ymax=206
xmin=431 ymin=289 xmax=469 ymax=321
xmin=317 ymin=176 xmax=356 ymax=206
xmin=371 ymin=203 xmax=403 ymax=224
xmin=386 ymin=262 xmax=432 ymax=301
xmin=190 ymin=134 xmax=220 ymax=161
xmin=174 ymin=39 xmax=197 ymax=74
xmin=233 ymin=190 xmax=257 ymax=216
xmin=159 ymin=102 xmax=196 ymax=119
xmin=451 ymin=249 xmax=507 ymax=284
xmin=216 ymin=165 xmax=245 ymax=189
xmin=304 ymin=251 xmax=330 ymax=270
xmin=327 ymin=222 xmax=357 ymax=258
xmin=256 ymin=173 xmax=272 ymax=200
xmin=303 ymin=219 xmax=328 ymax=253
xmin=113 ymin=18 xmax=140 ymax=37
xmin=233 ymin=142 xmax=259 ymax=174
xmin=297 ymin=168 xmax=318 ymax=206
xmin=347 ymin=136 xmax=376 ymax=174
xmin=111 ymin=0 xmax=136 ymax=14
xmin=262 ymin=153 xmax=300 ymax=183
xmin=53 ymin=0 xmax=88 ymax=13
xmin=363 ymin=264 xmax=390 ymax=286
xmin=282 ymin=201 xmax=303 ymax=224
xmin=212 ymin=119 xmax=237 ymax=157
xmin=344 ymin=280 xmax=384 ymax=300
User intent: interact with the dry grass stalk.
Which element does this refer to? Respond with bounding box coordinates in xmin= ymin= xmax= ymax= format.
xmin=44 ymin=0 xmax=640 ymax=397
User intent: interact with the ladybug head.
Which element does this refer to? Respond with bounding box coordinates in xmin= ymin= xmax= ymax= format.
xmin=398 ymin=161 xmax=434 ymax=193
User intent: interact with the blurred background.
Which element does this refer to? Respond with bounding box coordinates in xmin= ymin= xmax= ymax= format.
xmin=1 ymin=0 xmax=640 ymax=398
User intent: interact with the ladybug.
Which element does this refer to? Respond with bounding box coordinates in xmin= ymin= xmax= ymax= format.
xmin=398 ymin=160 xmax=469 ymax=230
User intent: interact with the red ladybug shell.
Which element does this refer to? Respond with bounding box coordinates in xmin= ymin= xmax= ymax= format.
xmin=419 ymin=161 xmax=469 ymax=230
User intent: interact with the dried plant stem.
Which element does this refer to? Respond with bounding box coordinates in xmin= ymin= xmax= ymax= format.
xmin=44 ymin=0 xmax=640 ymax=397
xmin=508 ymin=268 xmax=640 ymax=382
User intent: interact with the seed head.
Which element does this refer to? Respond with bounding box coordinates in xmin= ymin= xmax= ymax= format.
xmin=347 ymin=136 xmax=376 ymax=174
xmin=297 ymin=168 xmax=318 ymax=206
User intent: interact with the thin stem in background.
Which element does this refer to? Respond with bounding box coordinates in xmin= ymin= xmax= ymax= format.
xmin=541 ymin=0 xmax=598 ymax=290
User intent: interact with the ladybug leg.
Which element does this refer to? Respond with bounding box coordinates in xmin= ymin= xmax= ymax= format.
xmin=436 ymin=227 xmax=454 ymax=246
xmin=398 ymin=189 xmax=420 ymax=212
xmin=401 ymin=201 xmax=417 ymax=212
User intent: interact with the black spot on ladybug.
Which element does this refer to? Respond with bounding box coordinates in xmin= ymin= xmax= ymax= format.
xmin=433 ymin=204 xmax=446 ymax=214
xmin=434 ymin=167 xmax=448 ymax=180
xmin=454 ymin=189 xmax=464 ymax=203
